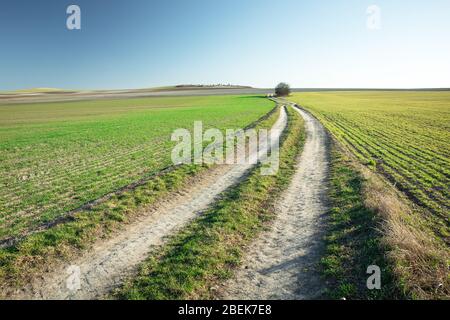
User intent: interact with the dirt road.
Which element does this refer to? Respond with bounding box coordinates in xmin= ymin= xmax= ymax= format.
xmin=220 ymin=105 xmax=330 ymax=300
xmin=10 ymin=107 xmax=287 ymax=300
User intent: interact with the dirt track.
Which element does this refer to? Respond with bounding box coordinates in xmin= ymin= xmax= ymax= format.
xmin=9 ymin=108 xmax=287 ymax=300
xmin=220 ymin=105 xmax=330 ymax=300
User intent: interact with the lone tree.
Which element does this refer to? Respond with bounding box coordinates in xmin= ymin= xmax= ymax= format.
xmin=275 ymin=82 xmax=291 ymax=97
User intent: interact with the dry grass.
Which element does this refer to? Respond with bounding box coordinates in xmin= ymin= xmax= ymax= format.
xmin=343 ymin=149 xmax=449 ymax=299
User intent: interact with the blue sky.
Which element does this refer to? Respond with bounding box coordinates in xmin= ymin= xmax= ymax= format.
xmin=1 ymin=0 xmax=449 ymax=90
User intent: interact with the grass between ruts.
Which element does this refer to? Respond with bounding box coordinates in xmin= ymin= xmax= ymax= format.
xmin=115 ymin=106 xmax=305 ymax=300
xmin=321 ymin=143 xmax=449 ymax=299
xmin=0 ymin=103 xmax=279 ymax=295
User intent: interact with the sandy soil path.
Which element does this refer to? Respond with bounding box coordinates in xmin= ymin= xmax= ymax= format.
xmin=220 ymin=105 xmax=330 ymax=300
xmin=9 ymin=107 xmax=287 ymax=300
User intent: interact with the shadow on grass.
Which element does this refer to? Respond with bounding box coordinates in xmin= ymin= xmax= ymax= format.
xmin=237 ymin=95 xmax=269 ymax=100
xmin=321 ymin=148 xmax=406 ymax=300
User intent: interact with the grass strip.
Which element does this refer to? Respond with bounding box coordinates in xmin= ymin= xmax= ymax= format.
xmin=0 ymin=105 xmax=280 ymax=294
xmin=116 ymin=106 xmax=305 ymax=300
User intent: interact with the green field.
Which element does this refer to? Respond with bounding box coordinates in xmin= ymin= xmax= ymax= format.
xmin=0 ymin=95 xmax=274 ymax=240
xmin=288 ymin=91 xmax=450 ymax=238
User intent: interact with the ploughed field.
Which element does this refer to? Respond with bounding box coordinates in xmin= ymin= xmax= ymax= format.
xmin=289 ymin=91 xmax=450 ymax=238
xmin=0 ymin=95 xmax=274 ymax=240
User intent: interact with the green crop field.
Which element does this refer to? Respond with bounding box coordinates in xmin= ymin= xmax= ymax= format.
xmin=0 ymin=95 xmax=274 ymax=240
xmin=288 ymin=91 xmax=450 ymax=238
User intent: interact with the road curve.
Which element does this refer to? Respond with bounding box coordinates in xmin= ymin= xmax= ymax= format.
xmin=8 ymin=107 xmax=287 ymax=300
xmin=220 ymin=105 xmax=331 ymax=300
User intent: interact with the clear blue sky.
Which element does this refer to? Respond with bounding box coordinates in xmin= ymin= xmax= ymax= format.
xmin=1 ymin=0 xmax=449 ymax=90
